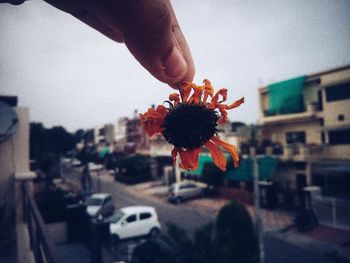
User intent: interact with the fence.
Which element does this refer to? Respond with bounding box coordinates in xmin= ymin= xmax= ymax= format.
xmin=22 ymin=181 xmax=63 ymax=263
xmin=312 ymin=195 xmax=350 ymax=231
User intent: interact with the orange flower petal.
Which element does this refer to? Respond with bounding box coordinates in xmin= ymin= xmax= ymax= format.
xmin=177 ymin=147 xmax=202 ymax=170
xmin=179 ymin=82 xmax=193 ymax=103
xmin=217 ymin=105 xmax=228 ymax=124
xmin=188 ymin=85 xmax=204 ymax=104
xmin=204 ymin=140 xmax=227 ymax=171
xmin=202 ymin=79 xmax=214 ymax=104
xmin=139 ymin=105 xmax=167 ymax=137
xmin=225 ymin=97 xmax=245 ymax=110
xmin=169 ymin=93 xmax=180 ymax=107
xmin=211 ymin=136 xmax=239 ymax=168
xmin=209 ymin=88 xmax=228 ymax=109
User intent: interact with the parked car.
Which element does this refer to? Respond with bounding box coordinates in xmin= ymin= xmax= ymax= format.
xmin=168 ymin=181 xmax=205 ymax=204
xmin=109 ymin=206 xmax=161 ymax=242
xmin=86 ymin=193 xmax=114 ymax=218
xmin=71 ymin=158 xmax=82 ymax=167
xmin=88 ymin=162 xmax=104 ymax=171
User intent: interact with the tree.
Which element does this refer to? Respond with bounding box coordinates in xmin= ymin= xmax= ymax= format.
xmin=215 ymin=201 xmax=259 ymax=263
xmin=201 ymin=162 xmax=224 ymax=188
xmin=116 ymin=154 xmax=152 ymax=184
xmin=131 ymin=202 xmax=259 ymax=263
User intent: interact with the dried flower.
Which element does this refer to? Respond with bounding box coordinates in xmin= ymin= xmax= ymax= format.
xmin=140 ymin=80 xmax=244 ymax=171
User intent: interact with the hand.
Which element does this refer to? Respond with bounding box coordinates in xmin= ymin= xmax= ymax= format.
xmin=44 ymin=0 xmax=195 ymax=87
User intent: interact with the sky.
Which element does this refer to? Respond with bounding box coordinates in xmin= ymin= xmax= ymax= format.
xmin=1 ymin=0 xmax=350 ymax=132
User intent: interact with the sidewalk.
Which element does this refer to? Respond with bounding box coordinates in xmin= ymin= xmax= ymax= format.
xmin=131 ymin=180 xmax=350 ymax=262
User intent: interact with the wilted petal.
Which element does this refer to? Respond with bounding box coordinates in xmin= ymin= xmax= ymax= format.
xmin=139 ymin=105 xmax=167 ymax=137
xmin=205 ymin=140 xmax=227 ymax=171
xmin=177 ymin=147 xmax=202 ymax=170
xmin=211 ymin=136 xmax=239 ymax=167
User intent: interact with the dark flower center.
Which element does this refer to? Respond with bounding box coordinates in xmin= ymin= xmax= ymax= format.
xmin=162 ymin=103 xmax=219 ymax=149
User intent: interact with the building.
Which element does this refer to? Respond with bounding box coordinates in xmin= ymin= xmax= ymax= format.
xmin=258 ymin=65 xmax=350 ymax=201
xmin=0 ymin=96 xmax=40 ymax=262
xmin=114 ymin=117 xmax=128 ymax=153
xmin=93 ymin=123 xmax=115 ymax=147
xmin=126 ymin=116 xmax=149 ymax=154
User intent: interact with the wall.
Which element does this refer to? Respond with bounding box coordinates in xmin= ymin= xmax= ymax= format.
xmin=260 ymin=119 xmax=321 ymax=145
xmin=0 ymin=107 xmax=30 ymax=215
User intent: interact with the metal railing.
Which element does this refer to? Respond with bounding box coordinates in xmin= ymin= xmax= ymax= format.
xmin=313 ymin=195 xmax=350 ymax=231
xmin=22 ymin=181 xmax=63 ymax=263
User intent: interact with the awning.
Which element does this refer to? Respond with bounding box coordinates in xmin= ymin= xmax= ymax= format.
xmin=325 ymin=162 xmax=350 ymax=173
xmin=186 ymin=154 xmax=213 ymax=176
xmin=98 ymin=147 xmax=110 ymax=158
xmin=225 ymin=156 xmax=278 ymax=181
xmin=186 ymin=154 xmax=278 ymax=181
xmin=312 ymin=161 xmax=350 ymax=174
xmin=268 ymin=76 xmax=306 ymax=115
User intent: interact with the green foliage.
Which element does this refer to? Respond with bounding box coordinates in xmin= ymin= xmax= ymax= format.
xmin=191 ymin=223 xmax=216 ymax=263
xmin=165 ymin=204 xmax=258 ymax=263
xmin=30 ymin=123 xmax=77 ymax=160
xmin=132 ymin=202 xmax=259 ymax=263
xmin=216 ymin=201 xmax=259 ymax=263
xmin=201 ymin=162 xmax=224 ymax=187
xmin=116 ymin=154 xmax=152 ymax=184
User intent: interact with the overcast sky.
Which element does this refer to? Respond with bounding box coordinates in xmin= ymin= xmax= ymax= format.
xmin=1 ymin=0 xmax=350 ymax=132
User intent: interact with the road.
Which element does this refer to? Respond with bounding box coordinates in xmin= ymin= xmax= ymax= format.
xmin=64 ymin=166 xmax=344 ymax=263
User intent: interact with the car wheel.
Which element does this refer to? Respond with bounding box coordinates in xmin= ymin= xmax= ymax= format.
xmin=149 ymin=228 xmax=160 ymax=238
xmin=175 ymin=197 xmax=183 ymax=204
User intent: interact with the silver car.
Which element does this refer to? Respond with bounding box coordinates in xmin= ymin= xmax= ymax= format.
xmin=168 ymin=182 xmax=205 ymax=204
xmin=86 ymin=193 xmax=115 ymax=219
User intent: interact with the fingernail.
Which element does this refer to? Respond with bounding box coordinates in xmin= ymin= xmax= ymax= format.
xmin=163 ymin=47 xmax=187 ymax=78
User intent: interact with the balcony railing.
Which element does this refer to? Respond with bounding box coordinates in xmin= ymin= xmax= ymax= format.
xmin=266 ymin=143 xmax=325 ymax=161
xmin=22 ymin=181 xmax=62 ymax=263
xmin=260 ymin=102 xmax=319 ymax=125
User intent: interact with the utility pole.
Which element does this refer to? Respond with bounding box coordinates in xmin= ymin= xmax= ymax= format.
xmin=174 ymin=158 xmax=181 ymax=183
xmin=251 ymin=147 xmax=264 ymax=263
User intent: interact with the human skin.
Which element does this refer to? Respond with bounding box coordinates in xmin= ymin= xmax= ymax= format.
xmin=42 ymin=0 xmax=195 ymax=87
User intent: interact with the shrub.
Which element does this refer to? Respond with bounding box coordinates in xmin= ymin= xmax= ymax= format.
xmin=201 ymin=162 xmax=224 ymax=187
xmin=115 ymin=154 xmax=152 ymax=184
xmin=215 ymin=201 xmax=259 ymax=263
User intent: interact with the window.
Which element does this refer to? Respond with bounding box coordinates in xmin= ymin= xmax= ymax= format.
xmin=286 ymin=131 xmax=306 ymax=144
xmin=321 ymin=132 xmax=325 ymax=143
xmin=325 ymin=83 xmax=350 ymax=102
xmin=104 ymin=197 xmax=112 ymax=205
xmin=338 ymin=114 xmax=345 ymax=121
xmin=140 ymin=213 xmax=151 ymax=220
xmin=319 ymin=118 xmax=324 ymax=126
xmin=126 ymin=214 xmax=137 ymax=223
xmin=328 ymin=129 xmax=350 ymax=145
xmin=317 ymin=90 xmax=323 ymax=111
xmin=99 ymin=128 xmax=105 ymax=136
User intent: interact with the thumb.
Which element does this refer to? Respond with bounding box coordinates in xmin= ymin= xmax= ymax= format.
xmin=95 ymin=0 xmax=195 ymax=86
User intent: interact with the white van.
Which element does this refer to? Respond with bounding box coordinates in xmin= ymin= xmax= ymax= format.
xmin=109 ymin=206 xmax=161 ymax=242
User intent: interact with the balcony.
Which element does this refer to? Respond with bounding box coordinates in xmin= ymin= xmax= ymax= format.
xmin=259 ymin=102 xmax=319 ymax=126
xmin=266 ymin=143 xmax=325 ymax=162
xmin=19 ymin=181 xmax=63 ymax=263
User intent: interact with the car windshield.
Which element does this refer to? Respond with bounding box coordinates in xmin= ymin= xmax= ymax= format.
xmin=107 ymin=211 xmax=125 ymax=223
xmin=86 ymin=198 xmax=103 ymax=206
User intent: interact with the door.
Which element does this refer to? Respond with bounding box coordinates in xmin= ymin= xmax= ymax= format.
xmin=138 ymin=212 xmax=153 ymax=235
xmin=119 ymin=214 xmax=138 ymax=239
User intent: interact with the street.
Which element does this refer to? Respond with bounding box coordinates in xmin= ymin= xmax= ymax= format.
xmin=64 ymin=166 xmax=346 ymax=263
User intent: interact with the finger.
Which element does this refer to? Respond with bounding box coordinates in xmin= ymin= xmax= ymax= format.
xmin=87 ymin=0 xmax=195 ymax=85
xmin=44 ymin=0 xmax=124 ymax=43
